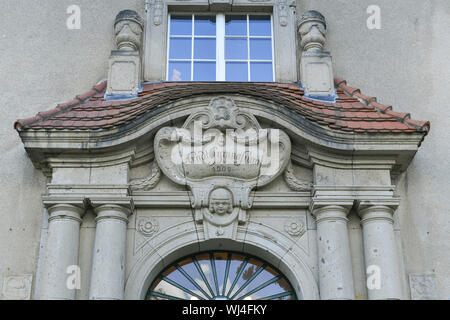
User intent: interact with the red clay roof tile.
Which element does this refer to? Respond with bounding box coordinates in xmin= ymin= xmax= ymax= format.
xmin=14 ymin=80 xmax=430 ymax=136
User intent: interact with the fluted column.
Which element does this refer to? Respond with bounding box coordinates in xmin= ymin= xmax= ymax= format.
xmin=312 ymin=201 xmax=355 ymax=300
xmin=40 ymin=203 xmax=84 ymax=300
xmin=89 ymin=202 xmax=132 ymax=300
xmin=357 ymin=201 xmax=402 ymax=300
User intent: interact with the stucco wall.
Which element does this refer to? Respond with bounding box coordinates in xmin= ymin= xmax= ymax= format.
xmin=297 ymin=0 xmax=450 ymax=299
xmin=0 ymin=0 xmax=448 ymax=299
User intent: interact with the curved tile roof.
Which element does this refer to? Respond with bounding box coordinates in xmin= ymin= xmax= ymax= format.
xmin=14 ymin=79 xmax=430 ymax=135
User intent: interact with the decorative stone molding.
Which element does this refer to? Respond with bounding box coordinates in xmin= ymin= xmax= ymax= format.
xmin=209 ymin=0 xmax=233 ymax=11
xmin=130 ymin=161 xmax=162 ymax=191
xmin=152 ymin=0 xmax=164 ymax=26
xmin=106 ymin=10 xmax=144 ymax=99
xmin=277 ymin=0 xmax=289 ymax=27
xmin=2 ymin=275 xmax=33 ymax=300
xmin=298 ymin=10 xmax=336 ymax=101
xmin=284 ymin=219 xmax=306 ymax=237
xmin=154 ymin=96 xmax=291 ymax=239
xmin=409 ymin=273 xmax=438 ymax=300
xmin=137 ymin=217 xmax=160 ymax=237
xmin=284 ymin=161 xmax=312 ymax=191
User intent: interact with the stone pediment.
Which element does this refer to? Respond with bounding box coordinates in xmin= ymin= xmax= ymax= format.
xmin=154 ymin=96 xmax=291 ymax=239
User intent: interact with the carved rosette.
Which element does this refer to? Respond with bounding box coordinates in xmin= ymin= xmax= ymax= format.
xmin=284 ymin=219 xmax=306 ymax=237
xmin=137 ymin=217 xmax=159 ymax=237
xmin=154 ymin=96 xmax=292 ymax=240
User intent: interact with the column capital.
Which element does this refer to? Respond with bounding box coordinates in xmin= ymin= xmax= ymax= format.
xmin=310 ymin=198 xmax=354 ymax=214
xmin=89 ymin=196 xmax=133 ymax=210
xmin=42 ymin=196 xmax=87 ymax=222
xmin=90 ymin=197 xmax=134 ymax=223
xmin=356 ymin=198 xmax=400 ymax=223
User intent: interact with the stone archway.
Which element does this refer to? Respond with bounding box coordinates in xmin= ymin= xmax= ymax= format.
xmin=124 ymin=230 xmax=319 ymax=300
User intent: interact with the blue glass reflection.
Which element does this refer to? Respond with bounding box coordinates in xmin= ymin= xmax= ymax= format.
xmin=170 ymin=15 xmax=192 ymax=36
xmin=249 ymin=39 xmax=272 ymax=60
xmin=249 ymin=15 xmax=271 ymax=36
xmin=168 ymin=61 xmax=191 ymax=81
xmin=250 ymin=62 xmax=273 ymax=82
xmin=194 ymin=16 xmax=216 ymax=36
xmin=169 ymin=38 xmax=192 ymax=59
xmin=226 ymin=62 xmax=248 ymax=81
xmin=225 ymin=38 xmax=247 ymax=60
xmin=194 ymin=38 xmax=216 ymax=59
xmin=193 ymin=62 xmax=216 ymax=81
xmin=225 ymin=15 xmax=247 ymax=36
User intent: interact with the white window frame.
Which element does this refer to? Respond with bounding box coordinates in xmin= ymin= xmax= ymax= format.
xmin=166 ymin=13 xmax=275 ymax=82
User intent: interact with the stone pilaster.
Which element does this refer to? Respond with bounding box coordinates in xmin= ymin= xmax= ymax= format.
xmin=88 ymin=199 xmax=133 ymax=300
xmin=40 ymin=199 xmax=85 ymax=300
xmin=311 ymin=200 xmax=355 ymax=300
xmin=357 ymin=200 xmax=403 ymax=300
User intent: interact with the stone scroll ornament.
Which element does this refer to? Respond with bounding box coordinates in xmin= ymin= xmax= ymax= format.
xmin=154 ymin=97 xmax=292 ymax=239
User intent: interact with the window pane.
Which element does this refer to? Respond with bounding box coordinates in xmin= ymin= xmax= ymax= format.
xmin=225 ymin=38 xmax=247 ymax=60
xmin=146 ymin=251 xmax=297 ymax=300
xmin=194 ymin=15 xmax=216 ymax=36
xmin=249 ymin=39 xmax=272 ymax=60
xmin=169 ymin=61 xmax=191 ymax=81
xmin=194 ymin=38 xmax=216 ymax=59
xmin=250 ymin=62 xmax=273 ymax=81
xmin=225 ymin=15 xmax=247 ymax=36
xmin=169 ymin=38 xmax=192 ymax=59
xmin=249 ymin=15 xmax=271 ymax=36
xmin=226 ymin=62 xmax=248 ymax=81
xmin=194 ymin=62 xmax=216 ymax=81
xmin=170 ymin=15 xmax=192 ymax=36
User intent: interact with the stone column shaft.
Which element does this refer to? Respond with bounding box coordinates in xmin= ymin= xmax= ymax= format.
xmin=358 ymin=205 xmax=402 ymax=300
xmin=40 ymin=204 xmax=83 ymax=300
xmin=89 ymin=204 xmax=130 ymax=300
xmin=313 ymin=205 xmax=355 ymax=300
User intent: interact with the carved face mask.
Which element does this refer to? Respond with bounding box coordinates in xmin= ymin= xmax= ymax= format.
xmin=115 ymin=21 xmax=142 ymax=36
xmin=209 ymin=188 xmax=233 ymax=215
xmin=299 ymin=22 xmax=326 ymax=39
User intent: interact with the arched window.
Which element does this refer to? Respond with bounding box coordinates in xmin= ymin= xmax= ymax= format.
xmin=146 ymin=251 xmax=297 ymax=300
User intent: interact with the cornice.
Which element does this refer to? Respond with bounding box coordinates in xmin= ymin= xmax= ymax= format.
xmin=17 ymin=95 xmax=425 ymax=176
xmin=131 ymin=191 xmax=311 ymax=209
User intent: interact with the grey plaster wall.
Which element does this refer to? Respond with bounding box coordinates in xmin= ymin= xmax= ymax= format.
xmin=297 ymin=0 xmax=450 ymax=299
xmin=0 ymin=0 xmax=448 ymax=299
xmin=0 ymin=0 xmax=144 ymax=299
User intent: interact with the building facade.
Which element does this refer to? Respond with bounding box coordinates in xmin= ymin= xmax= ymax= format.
xmin=1 ymin=0 xmax=449 ymax=300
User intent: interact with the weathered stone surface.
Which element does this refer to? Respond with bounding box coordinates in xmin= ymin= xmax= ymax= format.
xmin=409 ymin=273 xmax=439 ymax=300
xmin=1 ymin=0 xmax=449 ymax=301
xmin=2 ymin=275 xmax=33 ymax=300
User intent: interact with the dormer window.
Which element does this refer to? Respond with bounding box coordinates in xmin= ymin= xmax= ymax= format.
xmin=167 ymin=14 xmax=274 ymax=82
